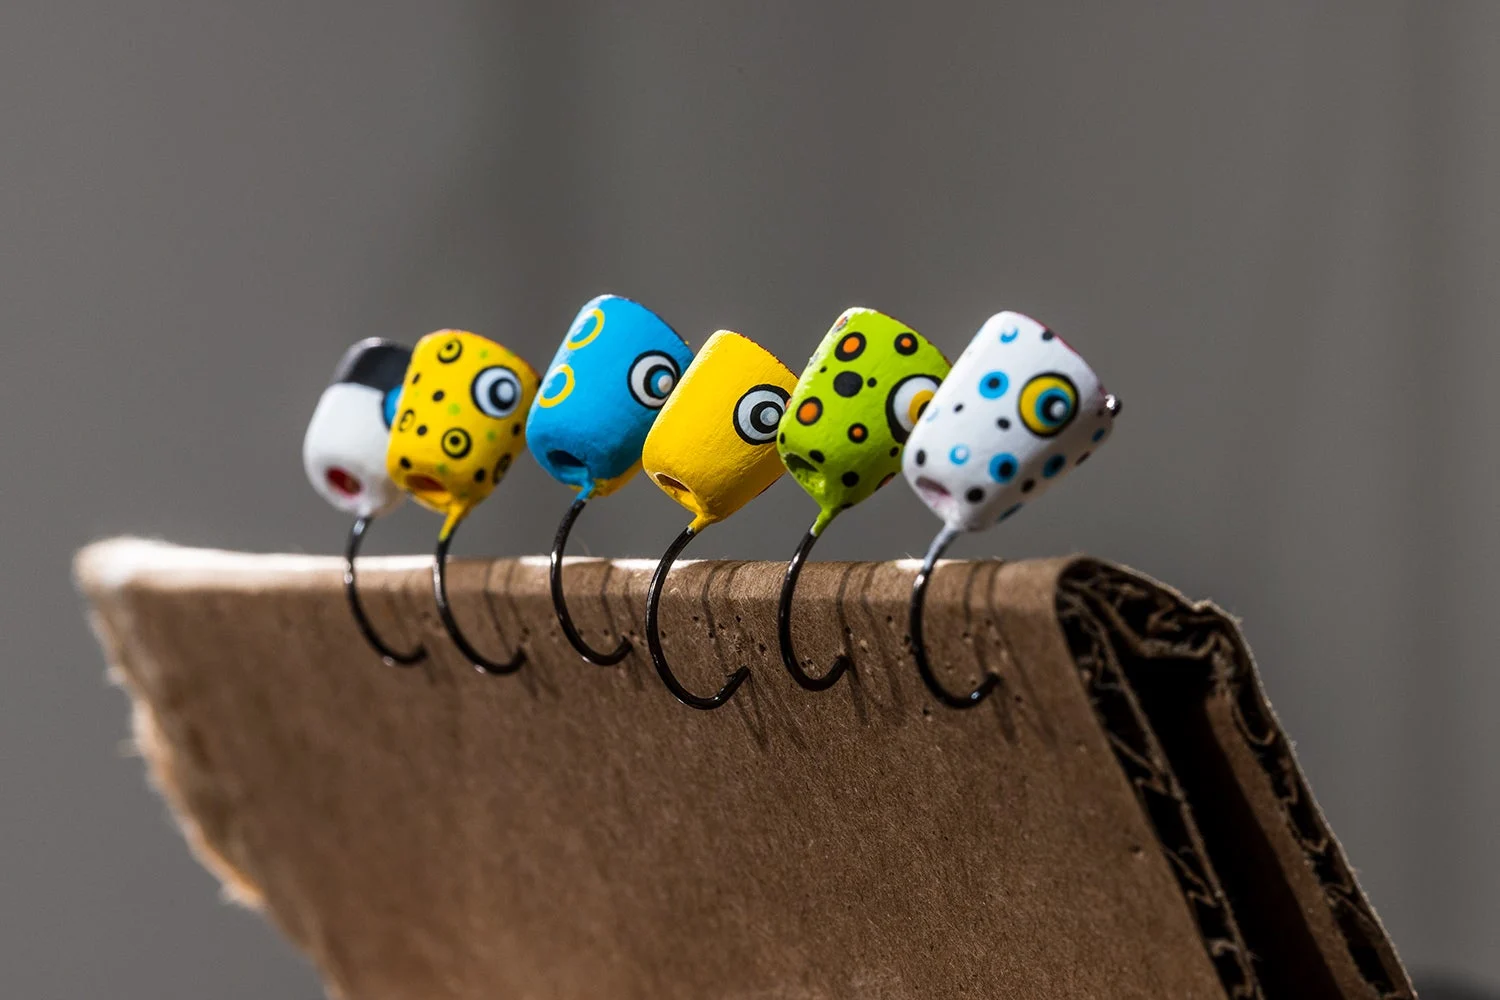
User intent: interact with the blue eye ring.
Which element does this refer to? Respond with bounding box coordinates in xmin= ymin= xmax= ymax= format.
xmin=978 ymin=371 xmax=1009 ymax=399
xmin=989 ymin=452 xmax=1018 ymax=483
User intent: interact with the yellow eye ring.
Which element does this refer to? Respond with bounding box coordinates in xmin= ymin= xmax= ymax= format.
xmin=537 ymin=364 xmax=575 ymax=408
xmin=1018 ymin=372 xmax=1078 ymax=437
xmin=565 ymin=308 xmax=606 ymax=349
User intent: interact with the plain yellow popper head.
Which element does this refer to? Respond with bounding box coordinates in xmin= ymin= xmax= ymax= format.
xmin=640 ymin=330 xmax=798 ymax=532
xmin=385 ymin=330 xmax=540 ymax=539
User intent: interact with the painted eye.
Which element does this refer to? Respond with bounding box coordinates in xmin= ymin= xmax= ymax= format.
xmin=437 ymin=338 xmax=463 ymax=363
xmin=885 ymin=373 xmax=941 ymax=443
xmin=1019 ymin=372 xmax=1078 ymax=437
xmin=627 ymin=351 xmax=680 ymax=409
xmin=733 ymin=384 xmax=789 ymax=445
xmin=441 ymin=427 xmax=472 ymax=459
xmin=471 ymin=365 xmax=522 ymax=419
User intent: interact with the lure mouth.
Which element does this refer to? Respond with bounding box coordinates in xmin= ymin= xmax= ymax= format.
xmin=914 ymin=476 xmax=950 ymax=501
xmin=547 ymin=449 xmax=586 ymax=471
xmin=325 ymin=467 xmax=362 ymax=497
xmin=784 ymin=454 xmax=818 ymax=475
xmin=405 ymin=474 xmax=444 ymax=495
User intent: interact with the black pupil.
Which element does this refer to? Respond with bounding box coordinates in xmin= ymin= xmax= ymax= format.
xmin=987 ymin=378 xmax=999 ymax=389
xmin=753 ymin=403 xmax=778 ymax=429
xmin=1045 ymin=397 xmax=1068 ymax=420
xmin=1001 ymin=461 xmax=1015 ymax=477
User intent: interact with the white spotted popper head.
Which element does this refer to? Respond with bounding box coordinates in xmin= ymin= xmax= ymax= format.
xmin=304 ymin=338 xmax=413 ymax=520
xmin=902 ymin=311 xmax=1119 ymax=533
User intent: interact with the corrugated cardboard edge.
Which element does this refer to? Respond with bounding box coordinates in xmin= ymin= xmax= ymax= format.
xmin=72 ymin=538 xmax=1410 ymax=999
xmin=1058 ymin=560 xmax=1414 ymax=1000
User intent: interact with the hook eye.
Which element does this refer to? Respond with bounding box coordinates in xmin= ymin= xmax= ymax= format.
xmin=644 ymin=525 xmax=750 ymax=709
xmin=432 ymin=519 xmax=526 ymax=675
xmin=344 ymin=516 xmax=427 ymax=667
xmin=909 ymin=527 xmax=999 ymax=708
xmin=776 ymin=523 xmax=851 ymax=691
xmin=550 ymin=496 xmax=631 ymax=666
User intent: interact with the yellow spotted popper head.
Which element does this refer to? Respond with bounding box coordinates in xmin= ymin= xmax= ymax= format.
xmin=385 ymin=330 xmax=540 ymax=539
xmin=779 ymin=308 xmax=950 ymax=535
xmin=640 ymin=330 xmax=798 ymax=532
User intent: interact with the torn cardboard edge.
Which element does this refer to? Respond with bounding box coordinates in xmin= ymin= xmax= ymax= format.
xmin=75 ymin=539 xmax=1412 ymax=1000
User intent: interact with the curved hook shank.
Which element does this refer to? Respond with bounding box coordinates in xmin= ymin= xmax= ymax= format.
xmin=344 ymin=517 xmax=427 ymax=667
xmin=777 ymin=526 xmax=851 ymax=691
xmin=645 ymin=525 xmax=749 ymax=710
xmin=909 ymin=527 xmax=999 ymax=709
xmin=433 ymin=522 xmax=526 ymax=675
xmin=551 ymin=496 xmax=631 ymax=666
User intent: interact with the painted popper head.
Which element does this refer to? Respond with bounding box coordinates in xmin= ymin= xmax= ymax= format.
xmin=779 ymin=308 xmax=950 ymax=535
xmin=641 ymin=329 xmax=799 ymax=710
xmin=526 ymin=295 xmax=695 ymax=498
xmin=385 ymin=330 xmax=540 ymax=538
xmin=303 ymin=338 xmax=412 ymax=520
xmin=641 ymin=330 xmax=798 ymax=531
xmin=902 ymin=311 xmax=1119 ymax=534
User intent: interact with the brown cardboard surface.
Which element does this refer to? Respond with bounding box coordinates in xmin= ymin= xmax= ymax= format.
xmin=75 ymin=539 xmax=1411 ymax=1000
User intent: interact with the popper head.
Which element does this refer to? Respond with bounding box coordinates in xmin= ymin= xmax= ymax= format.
xmin=779 ymin=308 xmax=950 ymax=534
xmin=304 ymin=338 xmax=412 ymax=519
xmin=902 ymin=311 xmax=1118 ymax=533
xmin=526 ymin=295 xmax=695 ymax=498
xmin=640 ymin=330 xmax=797 ymax=531
xmin=385 ymin=330 xmax=539 ymax=537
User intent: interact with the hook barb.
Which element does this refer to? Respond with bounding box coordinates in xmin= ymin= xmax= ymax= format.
xmin=909 ymin=527 xmax=999 ymax=709
xmin=645 ymin=525 xmax=749 ymax=710
xmin=776 ymin=524 xmax=851 ymax=691
xmin=433 ymin=520 xmax=526 ymax=675
xmin=344 ymin=517 xmax=427 ymax=667
xmin=551 ymin=496 xmax=631 ymax=665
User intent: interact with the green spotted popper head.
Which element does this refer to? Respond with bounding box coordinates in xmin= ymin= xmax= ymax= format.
xmin=778 ymin=307 xmax=951 ymax=534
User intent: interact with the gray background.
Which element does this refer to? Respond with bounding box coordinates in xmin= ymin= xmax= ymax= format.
xmin=2 ymin=0 xmax=1495 ymax=996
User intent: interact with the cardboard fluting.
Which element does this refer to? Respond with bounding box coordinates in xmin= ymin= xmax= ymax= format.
xmin=75 ymin=540 xmax=1411 ymax=1000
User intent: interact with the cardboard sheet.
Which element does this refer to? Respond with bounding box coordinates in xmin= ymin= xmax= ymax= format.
xmin=76 ymin=539 xmax=1411 ymax=999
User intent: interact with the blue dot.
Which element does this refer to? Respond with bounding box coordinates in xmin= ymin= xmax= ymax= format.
xmin=998 ymin=503 xmax=1024 ymax=522
xmin=1043 ymin=455 xmax=1066 ymax=478
xmin=949 ymin=445 xmax=970 ymax=465
xmin=1000 ymin=328 xmax=1020 ymax=343
xmin=1092 ymin=427 xmax=1107 ymax=442
xmin=978 ymin=371 xmax=1009 ymax=399
xmin=989 ymin=452 xmax=1018 ymax=483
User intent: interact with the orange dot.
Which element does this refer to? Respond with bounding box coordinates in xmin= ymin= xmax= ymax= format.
xmin=797 ymin=399 xmax=822 ymax=424
xmin=849 ymin=425 xmax=866 ymax=441
xmin=842 ymin=336 xmax=860 ymax=353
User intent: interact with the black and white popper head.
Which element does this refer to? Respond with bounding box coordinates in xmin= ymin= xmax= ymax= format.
xmin=304 ymin=339 xmax=412 ymax=519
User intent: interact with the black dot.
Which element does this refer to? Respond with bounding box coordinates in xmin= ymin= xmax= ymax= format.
xmin=778 ymin=432 xmax=786 ymax=444
xmin=1077 ymin=452 xmax=1091 ymax=464
xmin=416 ymin=425 xmax=428 ymax=436
xmin=819 ymin=366 xmax=827 ymax=373
xmin=965 ymin=487 xmax=984 ymax=503
xmin=997 ymin=417 xmax=1011 ymax=429
xmin=833 ymin=371 xmax=863 ymax=397
xmin=411 ymin=372 xmax=421 ymax=384
xmin=889 ymin=446 xmax=899 ymax=457
xmin=953 ymin=403 xmax=964 ymax=413
xmin=840 ymin=502 xmax=853 ymax=510
xmin=512 ymin=424 xmax=521 ymax=435
xmin=474 ymin=468 xmax=486 ymax=482
xmin=915 ymin=450 xmax=926 ymax=466
xmin=866 ymin=377 xmax=877 ymax=387
xmin=1021 ymin=479 xmax=1035 ymax=493
xmin=399 ymin=457 xmax=411 ymax=469
xmin=841 ymin=471 xmax=860 ymax=487
xmin=1042 ymin=329 xmax=1055 ymax=340
xmin=433 ymin=390 xmax=445 ymax=402
xmin=809 ymin=450 xmax=825 ymax=464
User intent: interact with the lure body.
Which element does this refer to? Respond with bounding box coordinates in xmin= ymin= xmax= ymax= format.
xmin=641 ymin=330 xmax=797 ymax=530
xmin=778 ymin=308 xmax=949 ymax=534
xmin=526 ymin=295 xmax=694 ymax=498
xmin=902 ymin=311 xmax=1116 ymax=532
xmin=386 ymin=330 xmax=540 ymax=538
xmin=303 ymin=338 xmax=412 ymax=519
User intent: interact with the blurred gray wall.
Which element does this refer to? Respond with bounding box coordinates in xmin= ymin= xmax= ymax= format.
xmin=2 ymin=0 xmax=1496 ymax=995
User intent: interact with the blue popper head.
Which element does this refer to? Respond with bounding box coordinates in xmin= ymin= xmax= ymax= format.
xmin=526 ymin=295 xmax=695 ymax=498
